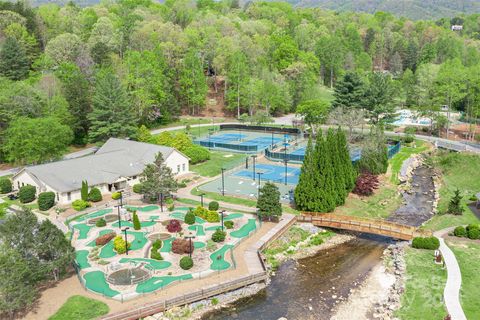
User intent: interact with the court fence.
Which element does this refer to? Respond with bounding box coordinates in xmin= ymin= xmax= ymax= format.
xmin=220 ymin=124 xmax=301 ymax=134
xmin=194 ymin=140 xmax=259 ymax=152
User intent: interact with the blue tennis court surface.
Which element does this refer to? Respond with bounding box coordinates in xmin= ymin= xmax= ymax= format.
xmin=195 ymin=131 xmax=295 ymax=152
xmin=233 ymin=163 xmax=300 ymax=185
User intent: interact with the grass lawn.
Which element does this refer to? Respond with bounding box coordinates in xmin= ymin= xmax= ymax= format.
xmin=152 ymin=117 xmax=230 ymax=130
xmin=191 ymin=151 xmax=245 ymax=177
xmin=389 ymin=140 xmax=429 ymax=184
xmin=0 ymin=196 xmax=38 ymax=210
xmin=191 ymin=188 xmax=257 ymax=207
xmin=49 ymin=295 xmax=109 ymax=320
xmin=155 ymin=125 xmax=221 ymax=139
xmin=395 ymin=247 xmax=447 ymax=320
xmin=334 ymin=180 xmax=402 ymax=219
xmin=423 ymin=151 xmax=480 ymax=231
xmin=447 ymin=241 xmax=480 ymax=319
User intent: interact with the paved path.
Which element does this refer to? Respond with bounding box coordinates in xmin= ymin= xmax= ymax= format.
xmin=434 ymin=228 xmax=467 ymax=320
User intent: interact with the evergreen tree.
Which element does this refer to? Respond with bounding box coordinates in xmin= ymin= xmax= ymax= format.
xmin=314 ymin=131 xmax=336 ymax=212
xmin=132 ymin=211 xmax=141 ymax=230
xmin=0 ymin=37 xmax=29 ymax=80
xmin=326 ymin=129 xmax=346 ymax=206
xmin=81 ymin=180 xmax=88 ymax=201
xmin=332 ymin=72 xmax=364 ymax=109
xmin=448 ymin=189 xmax=464 ymax=215
xmin=336 ymin=128 xmax=357 ymax=191
xmin=88 ymin=70 xmax=138 ymax=142
xmin=256 ymin=182 xmax=282 ymax=221
xmin=139 ymin=152 xmax=178 ymax=203
xmin=294 ymin=138 xmax=318 ymax=211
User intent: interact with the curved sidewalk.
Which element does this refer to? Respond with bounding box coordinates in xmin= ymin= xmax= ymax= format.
xmin=435 ymin=229 xmax=467 ymax=320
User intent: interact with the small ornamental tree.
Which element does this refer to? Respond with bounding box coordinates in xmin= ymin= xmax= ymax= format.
xmin=256 ymin=182 xmax=282 ymax=221
xmin=38 ymin=192 xmax=55 ymax=211
xmin=81 ymin=180 xmax=89 ymax=201
xmin=132 ymin=211 xmax=141 ymax=230
xmin=353 ymin=174 xmax=379 ymax=196
xmin=19 ymin=185 xmax=36 ymax=203
xmin=447 ymin=189 xmax=464 ymax=215
xmin=184 ymin=210 xmax=196 ymax=225
xmin=208 ymin=201 xmax=219 ymax=211
xmin=88 ymin=187 xmax=102 ymax=202
xmin=0 ymin=179 xmax=12 ymax=194
xmin=212 ymin=228 xmax=226 ymax=242
xmin=166 ymin=219 xmax=182 ymax=233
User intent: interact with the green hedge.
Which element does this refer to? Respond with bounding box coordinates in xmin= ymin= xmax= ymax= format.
xmin=453 ymin=226 xmax=467 ymax=237
xmin=0 ymin=179 xmax=12 ymax=194
xmin=111 ymin=192 xmax=121 ymax=200
xmin=72 ymin=199 xmax=90 ymax=211
xmin=38 ymin=192 xmax=55 ymax=211
xmin=183 ymin=144 xmax=210 ymax=164
xmin=193 ymin=206 xmax=219 ymax=223
xmin=132 ymin=184 xmax=142 ymax=193
xmin=179 ymin=256 xmax=193 ymax=270
xmin=19 ymin=185 xmax=36 ymax=203
xmin=88 ymin=188 xmax=102 ymax=202
xmin=412 ymin=237 xmax=440 ymax=250
xmin=150 ymin=240 xmax=163 ymax=260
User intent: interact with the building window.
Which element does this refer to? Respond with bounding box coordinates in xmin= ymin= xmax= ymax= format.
xmin=177 ymin=164 xmax=180 ymax=173
xmin=17 ymin=182 xmax=20 ymax=189
xmin=132 ymin=176 xmax=137 ymax=179
xmin=67 ymin=192 xmax=71 ymax=201
xmin=182 ymin=163 xmax=186 ymax=171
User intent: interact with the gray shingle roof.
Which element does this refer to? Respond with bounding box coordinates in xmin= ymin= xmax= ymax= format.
xmin=19 ymin=138 xmax=179 ymax=193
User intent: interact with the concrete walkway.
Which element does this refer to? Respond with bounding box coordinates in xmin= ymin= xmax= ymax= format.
xmin=435 ymin=228 xmax=467 ymax=320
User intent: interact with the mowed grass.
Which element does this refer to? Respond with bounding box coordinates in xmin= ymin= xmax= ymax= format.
xmin=191 ymin=151 xmax=245 ymax=177
xmin=49 ymin=295 xmax=109 ymax=320
xmin=191 ymin=188 xmax=257 ymax=207
xmin=423 ymin=151 xmax=480 ymax=231
xmin=389 ymin=140 xmax=429 ymax=184
xmin=447 ymin=241 xmax=480 ymax=319
xmin=395 ymin=247 xmax=447 ymax=320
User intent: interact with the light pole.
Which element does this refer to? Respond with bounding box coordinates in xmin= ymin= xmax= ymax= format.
xmin=271 ymin=132 xmax=274 ymax=149
xmin=251 ymin=155 xmax=257 ymax=180
xmin=122 ymin=227 xmax=130 ymax=255
xmin=208 ymin=129 xmax=213 ymax=150
xmin=199 ymin=193 xmax=205 ymax=207
xmin=283 ymin=134 xmax=288 ymax=160
xmin=245 ymin=156 xmax=249 ymax=169
xmin=220 ymin=210 xmax=226 ymax=231
xmin=185 ymin=232 xmax=195 ymax=258
xmin=119 ymin=190 xmax=124 ymax=207
xmin=221 ymin=168 xmax=225 ymax=196
xmin=116 ymin=205 xmax=122 ymax=229
xmin=284 ymin=159 xmax=288 ymax=185
xmin=257 ymin=172 xmax=264 ymax=198
xmin=159 ymin=192 xmax=164 ymax=213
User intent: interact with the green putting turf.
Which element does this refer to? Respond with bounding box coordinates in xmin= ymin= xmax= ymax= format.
xmin=77 ymin=209 xmax=113 ymax=222
xmin=127 ymin=231 xmax=148 ymax=251
xmin=119 ymin=258 xmax=171 ymax=270
xmin=73 ymin=223 xmax=93 ymax=240
xmin=175 ymin=207 xmax=191 ymax=211
xmin=99 ymin=240 xmax=116 ymax=259
xmin=136 ymin=274 xmax=193 ymax=293
xmin=169 ymin=212 xmax=185 ymax=220
xmin=87 ymin=229 xmax=115 ymax=247
xmin=126 ymin=205 xmax=159 ymax=212
xmin=149 ymin=215 xmax=159 ymax=220
xmin=224 ymin=213 xmax=244 ymax=220
xmin=210 ymin=244 xmax=235 ymax=270
xmin=230 ymin=219 xmax=257 ymax=238
xmin=194 ymin=241 xmax=206 ymax=249
xmin=83 ymin=271 xmax=120 ymax=298
xmin=187 ymin=225 xmax=206 ymax=236
xmin=111 ymin=220 xmax=156 ymax=228
xmin=160 ymin=237 xmax=175 ymax=253
xmin=205 ymin=225 xmax=222 ymax=231
xmin=75 ymin=250 xmax=90 ymax=269
xmin=195 ymin=216 xmax=206 ymax=224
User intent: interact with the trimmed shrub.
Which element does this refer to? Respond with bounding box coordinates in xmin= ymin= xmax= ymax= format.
xmin=19 ymin=185 xmax=36 ymax=203
xmin=96 ymin=232 xmax=116 ymax=246
xmin=166 ymin=219 xmax=182 ymax=233
xmin=96 ymin=218 xmax=107 ymax=227
xmin=212 ymin=228 xmax=226 ymax=243
xmin=412 ymin=237 xmax=440 ymax=250
xmin=179 ymin=256 xmax=193 ymax=270
xmin=183 ymin=144 xmax=210 ymax=164
xmin=0 ymin=179 xmax=12 ymax=194
xmin=111 ymin=192 xmax=121 ymax=200
xmin=132 ymin=211 xmax=141 ymax=230
xmin=172 ymin=238 xmax=194 ymax=254
xmin=81 ymin=180 xmax=88 ymax=201
xmin=88 ymin=187 xmax=102 ymax=202
xmin=150 ymin=239 xmax=163 ymax=260
xmin=224 ymin=221 xmax=234 ymax=229
xmin=353 ymin=173 xmax=379 ymax=196
xmin=38 ymin=192 xmax=55 ymax=211
xmin=466 ymin=224 xmax=480 ymax=232
xmin=467 ymin=228 xmax=480 ymax=240
xmin=208 ymin=201 xmax=219 ymax=211
xmin=166 ymin=198 xmax=175 ymax=211
xmin=193 ymin=206 xmax=220 ymax=223
xmin=152 ymin=239 xmax=162 ymax=250
xmin=184 ymin=210 xmax=196 ymax=225
xmin=72 ymin=199 xmax=90 ymax=211
xmin=113 ymin=235 xmax=131 ymax=254
xmin=132 ymin=184 xmax=142 ymax=193
xmin=453 ymin=226 xmax=467 ymax=237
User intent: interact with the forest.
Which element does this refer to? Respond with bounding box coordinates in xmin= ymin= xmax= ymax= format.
xmin=1 ymin=0 xmax=480 ymax=165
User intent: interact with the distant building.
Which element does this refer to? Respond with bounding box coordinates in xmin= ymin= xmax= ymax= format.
xmin=451 ymin=25 xmax=463 ymax=31
xmin=12 ymin=138 xmax=189 ymax=204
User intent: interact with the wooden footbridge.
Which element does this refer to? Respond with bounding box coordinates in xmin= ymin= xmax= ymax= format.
xmin=297 ymin=213 xmax=431 ymax=240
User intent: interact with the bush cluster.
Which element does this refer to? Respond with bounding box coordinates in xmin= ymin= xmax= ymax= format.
xmin=224 ymin=221 xmax=234 ymax=229
xmin=353 ymin=173 xmax=379 ymax=196
xmin=179 ymin=256 xmax=193 ymax=270
xmin=95 ymin=232 xmax=116 ymax=246
xmin=38 ymin=192 xmax=55 ymax=211
xmin=212 ymin=228 xmax=226 ymax=242
xmin=96 ymin=218 xmax=107 ymax=227
xmin=0 ymin=179 xmax=12 ymax=194
xmin=184 ymin=144 xmax=210 ymax=164
xmin=193 ymin=206 xmax=220 ymax=223
xmin=132 ymin=184 xmax=142 ymax=193
xmin=208 ymin=201 xmax=219 ymax=211
xmin=412 ymin=237 xmax=440 ymax=250
xmin=72 ymin=199 xmax=90 ymax=211
xmin=172 ymin=238 xmax=194 ymax=254
xmin=466 ymin=224 xmax=480 ymax=239
xmin=111 ymin=192 xmax=122 ymax=200
xmin=150 ymin=239 xmax=163 ymax=260
xmin=184 ymin=210 xmax=196 ymax=225
xmin=113 ymin=235 xmax=131 ymax=254
xmin=88 ymin=187 xmax=102 ymax=202
xmin=166 ymin=219 xmax=182 ymax=233
xmin=19 ymin=185 xmax=36 ymax=203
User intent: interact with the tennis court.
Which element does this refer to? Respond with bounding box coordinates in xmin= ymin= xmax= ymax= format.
xmin=233 ymin=163 xmax=300 ymax=185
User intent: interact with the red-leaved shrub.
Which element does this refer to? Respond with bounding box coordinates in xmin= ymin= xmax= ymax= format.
xmin=171 ymin=238 xmax=194 ymax=254
xmin=166 ymin=219 xmax=182 ymax=233
xmin=353 ymin=173 xmax=379 ymax=196
xmin=96 ymin=232 xmax=116 ymax=246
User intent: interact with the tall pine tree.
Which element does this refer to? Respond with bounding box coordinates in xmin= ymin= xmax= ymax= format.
xmin=294 ymin=138 xmax=318 ymax=211
xmin=336 ymin=128 xmax=357 ymax=192
xmin=0 ymin=37 xmax=29 ymax=80
xmin=88 ymin=70 xmax=138 ymax=142
xmin=315 ymin=131 xmax=336 ymax=212
xmin=326 ymin=129 xmax=346 ymax=206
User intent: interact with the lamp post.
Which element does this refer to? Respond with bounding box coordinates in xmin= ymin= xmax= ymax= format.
xmin=271 ymin=132 xmax=274 ymax=149
xmin=221 ymin=168 xmax=225 ymax=196
xmin=245 ymin=156 xmax=249 ymax=169
xmin=185 ymin=232 xmax=196 ymax=258
xmin=199 ymin=193 xmax=205 ymax=207
xmin=220 ymin=210 xmax=226 ymax=231
xmin=257 ymin=172 xmax=264 ymax=198
xmin=251 ymin=155 xmax=257 ymax=180
xmin=284 ymin=159 xmax=288 ymax=185
xmin=284 ymin=133 xmax=288 ymax=159
xmin=116 ymin=205 xmax=122 ymax=229
xmin=122 ymin=227 xmax=130 ymax=255
xmin=159 ymin=192 xmax=164 ymax=213
xmin=119 ymin=190 xmax=124 ymax=207
xmin=208 ymin=129 xmax=213 ymax=150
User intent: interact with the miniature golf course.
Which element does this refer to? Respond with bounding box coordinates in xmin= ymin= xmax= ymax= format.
xmin=210 ymin=244 xmax=235 ymax=270
xmin=119 ymin=258 xmax=171 ymax=270
xmin=84 ymin=271 xmax=120 ymax=297
xmin=136 ymin=274 xmax=193 ymax=293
